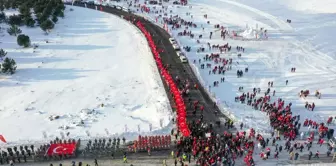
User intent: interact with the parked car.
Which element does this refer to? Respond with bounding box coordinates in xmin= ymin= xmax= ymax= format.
xmin=121 ymin=7 xmax=131 ymax=12
xmin=173 ymin=1 xmax=180 ymax=5
xmin=169 ymin=38 xmax=176 ymax=44
xmin=172 ymin=44 xmax=180 ymax=50
xmin=85 ymin=0 xmax=94 ymax=5
xmin=176 ymin=51 xmax=184 ymax=57
xmin=179 ymin=56 xmax=188 ymax=63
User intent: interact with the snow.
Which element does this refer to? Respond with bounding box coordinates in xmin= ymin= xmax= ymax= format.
xmin=279 ymin=0 xmax=336 ymax=14
xmin=0 ymin=6 xmax=172 ymax=145
xmin=239 ymin=26 xmax=257 ymax=39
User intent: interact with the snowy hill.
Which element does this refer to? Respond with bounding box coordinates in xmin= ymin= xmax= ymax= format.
xmin=0 ymin=6 xmax=171 ymax=144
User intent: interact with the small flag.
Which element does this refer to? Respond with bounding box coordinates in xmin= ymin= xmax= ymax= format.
xmin=0 ymin=135 xmax=7 ymax=143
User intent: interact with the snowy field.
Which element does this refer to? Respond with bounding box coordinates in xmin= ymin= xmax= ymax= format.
xmin=0 ymin=6 xmax=172 ymax=145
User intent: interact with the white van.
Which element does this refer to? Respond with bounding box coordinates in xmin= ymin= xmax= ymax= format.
xmin=169 ymin=38 xmax=176 ymax=44
xmin=176 ymin=51 xmax=184 ymax=57
xmin=172 ymin=44 xmax=180 ymax=50
xmin=122 ymin=7 xmax=129 ymax=12
xmin=179 ymin=56 xmax=188 ymax=63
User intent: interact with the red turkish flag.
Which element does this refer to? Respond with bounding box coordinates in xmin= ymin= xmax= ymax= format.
xmin=46 ymin=143 xmax=76 ymax=156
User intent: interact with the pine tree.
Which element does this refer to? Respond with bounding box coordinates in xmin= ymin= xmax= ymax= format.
xmin=40 ymin=19 xmax=54 ymax=33
xmin=7 ymin=24 xmax=22 ymax=36
xmin=8 ymin=14 xmax=23 ymax=26
xmin=17 ymin=34 xmax=30 ymax=47
xmin=1 ymin=57 xmax=17 ymax=74
xmin=24 ymin=16 xmax=35 ymax=27
xmin=0 ymin=11 xmax=5 ymax=23
xmin=19 ymin=5 xmax=30 ymax=17
xmin=0 ymin=48 xmax=7 ymax=60
xmin=4 ymin=0 xmax=10 ymax=9
xmin=51 ymin=15 xmax=58 ymax=23
xmin=0 ymin=1 xmax=4 ymax=11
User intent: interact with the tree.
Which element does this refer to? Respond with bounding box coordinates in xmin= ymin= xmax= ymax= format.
xmin=17 ymin=34 xmax=30 ymax=47
xmin=37 ymin=13 xmax=48 ymax=24
xmin=53 ymin=4 xmax=65 ymax=17
xmin=0 ymin=11 xmax=5 ymax=23
xmin=51 ymin=15 xmax=58 ymax=23
xmin=0 ymin=48 xmax=7 ymax=60
xmin=7 ymin=24 xmax=22 ymax=36
xmin=4 ymin=0 xmax=10 ymax=9
xmin=24 ymin=16 xmax=35 ymax=27
xmin=40 ymin=19 xmax=54 ymax=33
xmin=10 ymin=0 xmax=19 ymax=9
xmin=8 ymin=14 xmax=23 ymax=26
xmin=0 ymin=1 xmax=4 ymax=11
xmin=41 ymin=4 xmax=53 ymax=18
xmin=59 ymin=10 xmax=64 ymax=18
xmin=1 ymin=57 xmax=17 ymax=74
xmin=33 ymin=2 xmax=46 ymax=15
xmin=19 ymin=5 xmax=31 ymax=18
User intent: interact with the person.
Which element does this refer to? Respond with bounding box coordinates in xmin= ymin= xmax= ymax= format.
xmin=94 ymin=159 xmax=98 ymax=166
xmin=314 ymin=151 xmax=319 ymax=158
xmin=308 ymin=151 xmax=312 ymax=160
xmin=294 ymin=152 xmax=299 ymax=160
xmin=123 ymin=155 xmax=127 ymax=163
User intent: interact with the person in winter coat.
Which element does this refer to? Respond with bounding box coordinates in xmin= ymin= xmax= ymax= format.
xmin=94 ymin=159 xmax=98 ymax=166
xmin=308 ymin=151 xmax=313 ymax=160
xmin=289 ymin=151 xmax=294 ymax=160
xmin=314 ymin=151 xmax=319 ymax=158
xmin=294 ymin=152 xmax=299 ymax=160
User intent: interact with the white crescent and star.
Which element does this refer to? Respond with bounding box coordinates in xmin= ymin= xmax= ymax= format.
xmin=52 ymin=146 xmax=67 ymax=154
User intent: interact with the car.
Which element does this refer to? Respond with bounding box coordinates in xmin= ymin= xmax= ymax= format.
xmin=172 ymin=44 xmax=180 ymax=50
xmin=173 ymin=1 xmax=180 ymax=5
xmin=116 ymin=6 xmax=122 ymax=10
xmin=179 ymin=56 xmax=188 ymax=63
xmin=169 ymin=38 xmax=176 ymax=44
xmin=85 ymin=0 xmax=94 ymax=5
xmin=176 ymin=51 xmax=184 ymax=57
xmin=122 ymin=7 xmax=130 ymax=12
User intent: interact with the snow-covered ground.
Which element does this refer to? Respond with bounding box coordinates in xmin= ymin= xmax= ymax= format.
xmin=0 ymin=6 xmax=172 ymax=145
